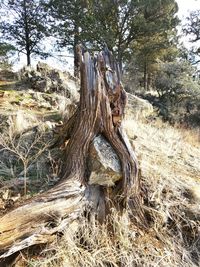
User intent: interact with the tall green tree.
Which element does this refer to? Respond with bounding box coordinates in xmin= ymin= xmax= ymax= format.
xmin=47 ymin=0 xmax=148 ymax=73
xmin=85 ymin=0 xmax=179 ymax=73
xmin=46 ymin=0 xmax=179 ymax=78
xmin=0 ymin=42 xmax=15 ymax=69
xmin=183 ymin=9 xmax=200 ymax=60
xmin=46 ymin=0 xmax=88 ymax=76
xmin=154 ymin=59 xmax=200 ymax=124
xmin=85 ymin=0 xmax=143 ymax=71
xmin=0 ymin=0 xmax=49 ymax=66
xmin=127 ymin=0 xmax=179 ymax=90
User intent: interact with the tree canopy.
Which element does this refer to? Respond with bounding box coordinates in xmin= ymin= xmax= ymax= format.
xmin=0 ymin=42 xmax=15 ymax=68
xmin=183 ymin=9 xmax=200 ymax=59
xmin=0 ymin=0 xmax=49 ymax=66
xmin=0 ymin=0 xmax=199 ymax=94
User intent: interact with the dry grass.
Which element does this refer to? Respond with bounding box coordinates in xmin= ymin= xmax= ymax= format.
xmin=0 ymin=81 xmax=16 ymax=86
xmin=27 ymin=118 xmax=200 ymax=267
xmin=1 ymin=69 xmax=199 ymax=266
xmin=178 ymin=127 xmax=200 ymax=147
xmin=28 ymin=212 xmax=196 ymax=267
xmin=0 ymin=116 xmax=54 ymax=198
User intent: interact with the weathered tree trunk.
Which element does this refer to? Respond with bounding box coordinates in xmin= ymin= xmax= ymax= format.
xmin=0 ymin=46 xmax=146 ymax=263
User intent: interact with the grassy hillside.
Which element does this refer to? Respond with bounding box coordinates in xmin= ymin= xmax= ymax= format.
xmin=0 ymin=71 xmax=199 ymax=267
xmin=26 ymin=119 xmax=199 ymax=267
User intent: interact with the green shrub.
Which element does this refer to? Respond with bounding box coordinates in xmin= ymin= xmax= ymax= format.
xmin=154 ymin=60 xmax=200 ymax=125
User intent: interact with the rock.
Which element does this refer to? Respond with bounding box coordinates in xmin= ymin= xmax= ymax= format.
xmin=54 ymin=95 xmax=77 ymax=120
xmin=35 ymin=121 xmax=52 ymax=132
xmin=32 ymin=77 xmax=52 ymax=93
xmin=88 ymin=135 xmax=122 ymax=186
xmin=0 ymin=70 xmax=17 ymax=81
xmin=38 ymin=101 xmax=52 ymax=110
xmin=19 ymin=63 xmax=80 ymax=102
xmin=18 ymin=65 xmax=36 ymax=80
xmin=7 ymin=110 xmax=38 ymax=134
xmin=36 ymin=62 xmax=52 ymax=76
xmin=125 ymin=93 xmax=154 ymax=120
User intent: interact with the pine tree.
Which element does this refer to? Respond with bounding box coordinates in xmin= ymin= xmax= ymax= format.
xmin=47 ymin=0 xmax=145 ymax=73
xmin=0 ymin=0 xmax=49 ymax=66
xmin=127 ymin=0 xmax=179 ymax=90
xmin=85 ymin=0 xmax=143 ymax=71
xmin=183 ymin=9 xmax=200 ymax=59
xmin=45 ymin=0 xmax=179 ymax=78
xmin=0 ymin=42 xmax=15 ymax=68
xmin=46 ymin=0 xmax=88 ymax=76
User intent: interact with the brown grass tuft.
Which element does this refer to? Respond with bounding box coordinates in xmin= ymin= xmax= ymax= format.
xmin=27 ymin=118 xmax=200 ymax=267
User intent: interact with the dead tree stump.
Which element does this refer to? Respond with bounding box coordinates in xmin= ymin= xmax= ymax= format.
xmin=0 ymin=46 xmax=146 ymax=262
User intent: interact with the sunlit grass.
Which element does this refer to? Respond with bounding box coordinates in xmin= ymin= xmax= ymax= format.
xmin=27 ymin=117 xmax=200 ymax=267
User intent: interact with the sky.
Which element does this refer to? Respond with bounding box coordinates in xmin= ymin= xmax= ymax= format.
xmin=176 ymin=0 xmax=200 ymax=57
xmin=176 ymin=0 xmax=200 ymax=19
xmin=12 ymin=0 xmax=200 ymax=71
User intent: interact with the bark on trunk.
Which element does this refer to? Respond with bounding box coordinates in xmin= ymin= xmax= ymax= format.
xmin=0 ymin=46 xmax=146 ymax=263
xmin=26 ymin=50 xmax=31 ymax=66
xmin=23 ymin=0 xmax=31 ymax=66
xmin=144 ymin=61 xmax=148 ymax=91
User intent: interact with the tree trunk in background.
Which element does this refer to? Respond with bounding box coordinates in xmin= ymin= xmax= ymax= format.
xmin=26 ymin=49 xmax=31 ymax=66
xmin=23 ymin=0 xmax=31 ymax=66
xmin=0 ymin=46 xmax=146 ymax=264
xmin=144 ymin=61 xmax=148 ymax=91
xmin=73 ymin=24 xmax=80 ymax=77
xmin=147 ymin=72 xmax=152 ymax=91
